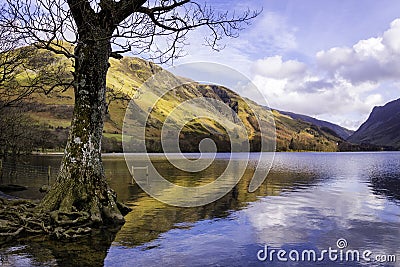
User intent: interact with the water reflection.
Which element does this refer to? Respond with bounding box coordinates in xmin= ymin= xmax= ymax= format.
xmin=106 ymin=153 xmax=400 ymax=266
xmin=0 ymin=229 xmax=119 ymax=266
xmin=370 ymin=174 xmax=400 ymax=203
xmin=111 ymin=158 xmax=322 ymax=248
xmin=1 ymin=153 xmax=399 ymax=266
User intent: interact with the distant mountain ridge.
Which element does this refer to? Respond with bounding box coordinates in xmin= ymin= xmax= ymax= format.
xmin=276 ymin=110 xmax=354 ymax=139
xmin=348 ymin=98 xmax=400 ymax=149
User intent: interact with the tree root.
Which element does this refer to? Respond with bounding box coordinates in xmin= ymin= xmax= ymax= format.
xmin=50 ymin=211 xmax=91 ymax=226
xmin=0 ymin=197 xmax=130 ymax=244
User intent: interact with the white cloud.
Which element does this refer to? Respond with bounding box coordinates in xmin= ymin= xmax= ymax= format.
xmin=382 ymin=19 xmax=400 ymax=53
xmin=253 ymin=71 xmax=387 ymax=130
xmin=173 ymin=10 xmax=297 ymax=74
xmin=246 ymin=174 xmax=391 ymax=247
xmin=364 ymin=93 xmax=384 ymax=107
xmin=252 ymin=56 xmax=306 ymax=79
xmin=316 ymin=18 xmax=400 ymax=84
xmin=316 ymin=47 xmax=354 ymax=69
xmin=249 ymin=18 xmax=400 ymax=130
xmin=353 ymin=37 xmax=385 ymax=59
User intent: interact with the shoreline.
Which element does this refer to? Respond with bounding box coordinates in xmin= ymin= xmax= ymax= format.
xmin=0 ymin=190 xmax=19 ymax=200
xmin=28 ymin=150 xmax=400 ymax=157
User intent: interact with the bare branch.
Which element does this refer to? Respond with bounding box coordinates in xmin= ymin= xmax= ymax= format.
xmin=115 ymin=0 xmax=148 ymax=24
xmin=111 ymin=1 xmax=260 ymax=63
xmin=1 ymin=0 xmax=260 ymax=64
xmin=106 ymin=86 xmax=131 ymax=114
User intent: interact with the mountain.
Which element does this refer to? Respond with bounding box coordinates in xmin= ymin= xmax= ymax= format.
xmin=348 ymin=99 xmax=400 ymax=149
xmin=15 ymin=47 xmax=349 ymax=152
xmin=276 ymin=110 xmax=354 ymax=139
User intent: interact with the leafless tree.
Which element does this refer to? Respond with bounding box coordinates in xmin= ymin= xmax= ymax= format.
xmin=0 ymin=0 xmax=260 ymax=230
xmin=0 ymin=24 xmax=36 ymax=110
xmin=0 ymin=20 xmax=74 ymax=163
xmin=0 ymin=21 xmax=73 ymax=111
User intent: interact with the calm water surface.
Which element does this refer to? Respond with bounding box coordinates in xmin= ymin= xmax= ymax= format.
xmin=0 ymin=152 xmax=399 ymax=266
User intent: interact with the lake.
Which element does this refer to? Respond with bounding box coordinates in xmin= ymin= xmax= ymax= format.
xmin=0 ymin=152 xmax=399 ymax=266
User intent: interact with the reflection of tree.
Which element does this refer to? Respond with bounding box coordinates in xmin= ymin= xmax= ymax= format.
xmin=2 ymin=229 xmax=119 ymax=266
xmin=369 ymin=173 xmax=400 ymax=203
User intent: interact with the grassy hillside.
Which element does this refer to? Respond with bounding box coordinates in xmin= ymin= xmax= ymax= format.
xmin=22 ymin=49 xmax=345 ymax=152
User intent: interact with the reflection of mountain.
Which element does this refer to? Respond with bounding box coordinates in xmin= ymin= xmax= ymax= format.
xmin=111 ymin=158 xmax=321 ymax=247
xmin=1 ymin=155 xmax=322 ymax=250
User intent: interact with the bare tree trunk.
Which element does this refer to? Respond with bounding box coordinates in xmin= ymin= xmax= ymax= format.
xmin=39 ymin=38 xmax=124 ymax=225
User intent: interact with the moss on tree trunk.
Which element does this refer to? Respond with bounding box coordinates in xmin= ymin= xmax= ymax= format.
xmin=38 ymin=38 xmax=126 ymax=226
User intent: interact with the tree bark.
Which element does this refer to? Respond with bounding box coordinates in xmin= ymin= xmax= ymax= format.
xmin=38 ymin=36 xmax=125 ymax=226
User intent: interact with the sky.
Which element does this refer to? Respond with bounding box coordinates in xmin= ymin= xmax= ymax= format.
xmin=167 ymin=0 xmax=400 ymax=130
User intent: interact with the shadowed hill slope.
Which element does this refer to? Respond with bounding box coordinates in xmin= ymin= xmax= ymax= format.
xmin=348 ymin=98 xmax=400 ymax=149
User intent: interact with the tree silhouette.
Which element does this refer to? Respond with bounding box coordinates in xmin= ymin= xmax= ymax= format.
xmin=0 ymin=0 xmax=259 ymax=231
